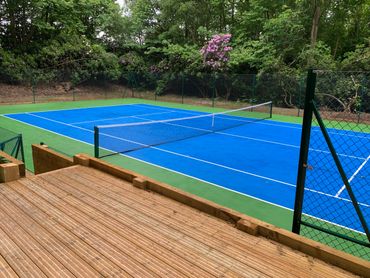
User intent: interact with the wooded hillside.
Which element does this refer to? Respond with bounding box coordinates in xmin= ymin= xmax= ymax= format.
xmin=0 ymin=0 xmax=369 ymax=84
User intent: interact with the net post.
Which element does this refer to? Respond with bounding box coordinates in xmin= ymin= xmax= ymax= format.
xmin=269 ymin=101 xmax=273 ymax=118
xmin=94 ymin=126 xmax=99 ymax=158
xmin=292 ymin=69 xmax=316 ymax=234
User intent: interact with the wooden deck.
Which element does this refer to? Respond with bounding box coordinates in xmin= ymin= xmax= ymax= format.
xmin=0 ymin=165 xmax=361 ymax=277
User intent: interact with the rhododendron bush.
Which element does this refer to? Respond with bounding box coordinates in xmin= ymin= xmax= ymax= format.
xmin=200 ymin=34 xmax=232 ymax=71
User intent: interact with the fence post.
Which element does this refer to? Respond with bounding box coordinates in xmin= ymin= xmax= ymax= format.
xmin=298 ymin=77 xmax=304 ymax=117
xmin=181 ymin=73 xmax=184 ymax=104
xmin=104 ymin=78 xmax=108 ymax=99
xmin=32 ymin=74 xmax=36 ymax=104
xmin=212 ymin=74 xmax=216 ymax=107
xmin=94 ymin=126 xmax=99 ymax=158
xmin=357 ymin=77 xmax=365 ymax=124
xmin=252 ymin=74 xmax=256 ymax=104
xmin=19 ymin=135 xmax=25 ymax=163
xmin=292 ymin=69 xmax=316 ymax=234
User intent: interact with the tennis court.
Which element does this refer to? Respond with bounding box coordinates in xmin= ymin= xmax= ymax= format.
xmin=4 ymin=102 xmax=369 ymax=235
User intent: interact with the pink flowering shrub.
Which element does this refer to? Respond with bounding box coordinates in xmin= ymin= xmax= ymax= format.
xmin=200 ymin=34 xmax=232 ymax=70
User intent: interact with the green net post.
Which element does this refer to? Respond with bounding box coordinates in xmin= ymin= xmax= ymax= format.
xmin=292 ymin=69 xmax=316 ymax=234
xmin=94 ymin=126 xmax=99 ymax=158
xmin=269 ymin=101 xmax=273 ymax=118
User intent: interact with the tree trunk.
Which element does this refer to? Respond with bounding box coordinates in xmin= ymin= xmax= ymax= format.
xmin=310 ymin=4 xmax=321 ymax=48
xmin=333 ymin=37 xmax=340 ymax=58
xmin=230 ymin=0 xmax=235 ymax=26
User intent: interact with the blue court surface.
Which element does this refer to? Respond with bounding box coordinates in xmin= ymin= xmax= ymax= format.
xmin=4 ymin=103 xmax=370 ymax=234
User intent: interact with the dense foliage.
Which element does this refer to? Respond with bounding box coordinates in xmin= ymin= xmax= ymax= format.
xmin=0 ymin=0 xmax=369 ymax=84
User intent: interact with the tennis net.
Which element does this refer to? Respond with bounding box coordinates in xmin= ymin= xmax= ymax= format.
xmin=94 ymin=101 xmax=272 ymax=158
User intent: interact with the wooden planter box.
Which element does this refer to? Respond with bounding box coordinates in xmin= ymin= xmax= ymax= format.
xmin=0 ymin=151 xmax=25 ymax=183
xmin=0 ymin=162 xmax=20 ymax=182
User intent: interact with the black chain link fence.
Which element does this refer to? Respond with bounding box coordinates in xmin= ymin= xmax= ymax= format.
xmin=294 ymin=70 xmax=369 ymax=260
xmin=0 ymin=70 xmax=306 ymax=117
xmin=123 ymin=72 xmax=306 ymax=115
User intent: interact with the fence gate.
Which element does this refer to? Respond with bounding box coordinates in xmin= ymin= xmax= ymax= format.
xmin=293 ymin=70 xmax=370 ymax=260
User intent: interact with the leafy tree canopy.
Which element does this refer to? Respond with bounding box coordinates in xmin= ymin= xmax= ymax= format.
xmin=0 ymin=0 xmax=369 ymax=84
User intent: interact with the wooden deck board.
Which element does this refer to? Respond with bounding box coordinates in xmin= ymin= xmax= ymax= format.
xmin=0 ymin=225 xmax=46 ymax=278
xmin=62 ymin=167 xmax=352 ymax=277
xmin=0 ymin=187 xmax=105 ymax=278
xmin=43 ymin=171 xmax=283 ymax=277
xmin=37 ymin=173 xmax=247 ymax=277
xmin=48 ymin=171 xmax=301 ymax=277
xmin=0 ymin=254 xmax=18 ymax=278
xmin=14 ymin=179 xmax=157 ymax=278
xmin=0 ymin=165 xmax=361 ymax=277
xmin=0 ymin=209 xmax=75 ymax=278
xmin=1 ymin=181 xmax=129 ymax=277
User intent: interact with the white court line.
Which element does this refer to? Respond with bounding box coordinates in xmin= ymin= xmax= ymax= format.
xmin=22 ymin=112 xmax=370 ymax=208
xmin=135 ymin=104 xmax=370 ymax=140
xmin=2 ymin=102 xmax=140 ymax=115
xmin=335 ymin=155 xmax=370 ymax=197
xmin=70 ymin=111 xmax=175 ymax=125
xmin=2 ymin=114 xmax=368 ymax=234
xmin=131 ymin=115 xmax=366 ymax=161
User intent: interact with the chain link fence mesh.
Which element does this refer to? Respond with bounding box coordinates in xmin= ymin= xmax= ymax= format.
xmin=0 ymin=127 xmax=24 ymax=162
xmin=0 ymin=71 xmax=306 ymax=117
xmin=300 ymin=71 xmax=369 ymax=260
